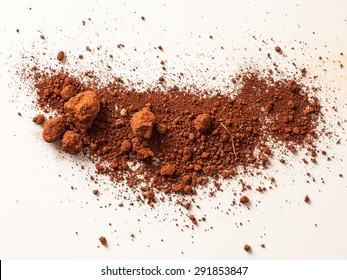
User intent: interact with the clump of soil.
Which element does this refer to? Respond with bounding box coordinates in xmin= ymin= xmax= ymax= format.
xmin=130 ymin=107 xmax=156 ymax=139
xmin=194 ymin=114 xmax=211 ymax=133
xmin=244 ymin=244 xmax=251 ymax=252
xmin=240 ymin=196 xmax=250 ymax=204
xmin=30 ymin=66 xmax=321 ymax=200
xmin=33 ymin=114 xmax=45 ymax=125
xmin=60 ymin=85 xmax=76 ymax=100
xmin=61 ymin=130 xmax=83 ymax=155
xmin=57 ymin=51 xmax=65 ymax=61
xmin=64 ymin=90 xmax=100 ymax=132
xmin=99 ymin=236 xmax=107 ymax=246
xmin=42 ymin=116 xmax=65 ymax=143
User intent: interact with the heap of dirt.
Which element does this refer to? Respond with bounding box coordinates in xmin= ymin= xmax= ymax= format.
xmin=31 ymin=67 xmax=321 ymax=202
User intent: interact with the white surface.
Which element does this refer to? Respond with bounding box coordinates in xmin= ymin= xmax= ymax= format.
xmin=0 ymin=0 xmax=347 ymax=259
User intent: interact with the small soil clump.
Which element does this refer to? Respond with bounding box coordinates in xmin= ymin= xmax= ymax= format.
xmin=61 ymin=130 xmax=83 ymax=155
xmin=130 ymin=107 xmax=156 ymax=139
xmin=99 ymin=236 xmax=107 ymax=246
xmin=33 ymin=114 xmax=45 ymax=125
xmin=240 ymin=196 xmax=250 ymax=204
xmin=275 ymin=46 xmax=282 ymax=53
xmin=188 ymin=214 xmax=198 ymax=225
xmin=244 ymin=244 xmax=251 ymax=252
xmin=60 ymin=85 xmax=76 ymax=100
xmin=42 ymin=116 xmax=65 ymax=143
xmin=64 ymin=90 xmax=100 ymax=131
xmin=120 ymin=140 xmax=132 ymax=153
xmin=194 ymin=113 xmax=211 ymax=133
xmin=160 ymin=165 xmax=176 ymax=176
xmin=57 ymin=51 xmax=65 ymax=61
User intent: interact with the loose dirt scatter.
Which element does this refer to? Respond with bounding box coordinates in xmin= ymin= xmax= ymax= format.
xmin=194 ymin=114 xmax=212 ymax=133
xmin=30 ymin=66 xmax=321 ymax=200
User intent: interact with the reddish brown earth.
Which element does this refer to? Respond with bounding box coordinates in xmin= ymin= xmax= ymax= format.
xmin=29 ymin=66 xmax=321 ymax=203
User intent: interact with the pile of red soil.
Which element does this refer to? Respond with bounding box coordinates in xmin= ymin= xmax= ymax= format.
xmin=30 ymin=62 xmax=321 ymax=203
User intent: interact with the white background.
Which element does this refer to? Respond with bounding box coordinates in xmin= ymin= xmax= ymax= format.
xmin=0 ymin=0 xmax=347 ymax=260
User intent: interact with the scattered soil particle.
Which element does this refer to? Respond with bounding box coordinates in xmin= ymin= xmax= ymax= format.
xmin=57 ymin=51 xmax=65 ymax=61
xmin=160 ymin=164 xmax=176 ymax=176
xmin=120 ymin=139 xmax=132 ymax=153
xmin=240 ymin=196 xmax=250 ymax=204
xmin=188 ymin=214 xmax=198 ymax=225
xmin=301 ymin=68 xmax=307 ymax=77
xmin=275 ymin=46 xmax=282 ymax=53
xmin=33 ymin=114 xmax=45 ymax=125
xmin=156 ymin=123 xmax=167 ymax=134
xmin=120 ymin=108 xmax=127 ymax=116
xmin=287 ymin=80 xmax=299 ymax=93
xmin=99 ymin=236 xmax=107 ymax=245
xmin=244 ymin=244 xmax=251 ymax=252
